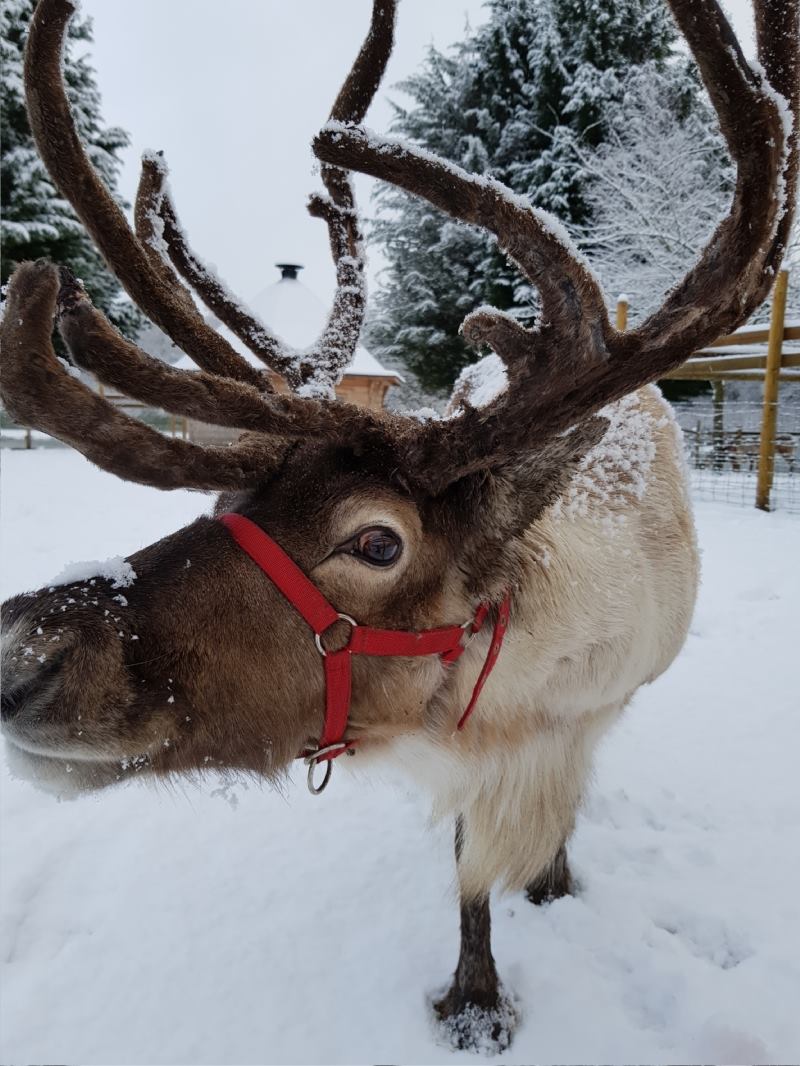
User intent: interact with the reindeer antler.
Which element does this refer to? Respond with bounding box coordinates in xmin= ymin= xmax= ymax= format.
xmin=1 ymin=259 xmax=393 ymax=487
xmin=1 ymin=0 xmax=396 ymax=490
xmin=21 ymin=0 xmax=266 ymax=390
xmin=315 ymin=0 xmax=799 ymax=491
xmin=2 ymin=0 xmax=796 ymax=500
xmin=133 ymin=152 xmax=302 ymax=387
xmin=0 ymin=262 xmax=287 ymax=490
xmin=129 ymin=0 xmax=395 ymax=396
xmin=21 ymin=0 xmax=394 ymax=399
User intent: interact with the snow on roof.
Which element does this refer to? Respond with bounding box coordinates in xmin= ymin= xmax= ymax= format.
xmin=175 ymin=275 xmax=401 ymax=381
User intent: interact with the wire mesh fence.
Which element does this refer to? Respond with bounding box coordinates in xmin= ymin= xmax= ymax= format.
xmin=672 ymin=396 xmax=800 ymax=513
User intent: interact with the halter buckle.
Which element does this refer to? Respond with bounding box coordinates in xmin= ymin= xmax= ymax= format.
xmin=314 ymin=613 xmax=357 ymax=657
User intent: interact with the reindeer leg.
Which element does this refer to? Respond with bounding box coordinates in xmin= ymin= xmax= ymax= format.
xmin=433 ymin=817 xmax=517 ymax=1052
xmin=524 ymin=842 xmax=574 ymax=905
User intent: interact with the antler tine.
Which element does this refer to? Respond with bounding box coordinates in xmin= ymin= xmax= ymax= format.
xmin=50 ymin=267 xmax=382 ymax=445
xmin=329 ymin=0 xmax=397 ymax=127
xmin=755 ymin=0 xmax=799 ymax=105
xmin=753 ymin=0 xmax=799 ymax=274
xmin=128 ymin=0 xmax=397 ymax=401
xmin=0 ymin=263 xmax=290 ymax=491
xmin=293 ymin=0 xmax=397 ymax=397
xmin=134 ymin=152 xmax=301 ymax=386
xmin=24 ymin=0 xmax=266 ymax=390
xmin=313 ymin=125 xmax=614 ymax=376
xmin=316 ymin=0 xmax=605 ymax=374
xmin=321 ymin=0 xmax=397 ymax=208
xmin=313 ymin=125 xmax=612 ymax=352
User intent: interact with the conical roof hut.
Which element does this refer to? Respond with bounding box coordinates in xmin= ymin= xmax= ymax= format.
xmin=175 ymin=264 xmax=400 ymax=444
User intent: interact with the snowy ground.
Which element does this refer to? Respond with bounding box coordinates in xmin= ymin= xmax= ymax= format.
xmin=1 ymin=448 xmax=799 ymax=1065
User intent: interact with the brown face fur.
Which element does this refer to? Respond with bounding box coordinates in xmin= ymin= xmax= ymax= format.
xmin=1 ymin=422 xmax=595 ymax=797
xmin=0 ymin=440 xmax=500 ymax=795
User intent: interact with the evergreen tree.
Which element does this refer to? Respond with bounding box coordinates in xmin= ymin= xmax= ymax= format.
xmin=1 ymin=0 xmax=141 ymax=337
xmin=367 ymin=0 xmax=690 ymax=394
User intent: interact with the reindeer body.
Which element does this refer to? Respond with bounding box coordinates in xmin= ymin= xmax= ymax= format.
xmin=1 ymin=0 xmax=794 ymax=1051
xmin=389 ymin=386 xmax=698 ymax=898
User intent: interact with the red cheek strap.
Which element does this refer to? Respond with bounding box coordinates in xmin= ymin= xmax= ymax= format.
xmin=218 ymin=512 xmax=510 ymax=793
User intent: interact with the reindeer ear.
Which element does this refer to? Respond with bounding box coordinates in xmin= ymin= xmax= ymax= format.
xmin=501 ymin=413 xmax=605 ymax=522
xmin=430 ymin=415 xmax=607 ymax=597
xmin=487 ymin=416 xmax=609 ymax=536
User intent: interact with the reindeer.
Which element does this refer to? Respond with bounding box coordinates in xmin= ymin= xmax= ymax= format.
xmin=1 ymin=0 xmax=797 ymax=1051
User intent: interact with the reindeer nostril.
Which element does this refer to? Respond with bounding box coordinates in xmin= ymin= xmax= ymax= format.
xmin=1 ymin=679 xmax=33 ymax=721
xmin=0 ymin=650 xmax=67 ymax=724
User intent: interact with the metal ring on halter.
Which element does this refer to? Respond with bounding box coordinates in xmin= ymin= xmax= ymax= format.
xmin=314 ymin=613 xmax=357 ymax=657
xmin=303 ymin=742 xmax=349 ymax=794
xmin=306 ymin=756 xmax=333 ymax=794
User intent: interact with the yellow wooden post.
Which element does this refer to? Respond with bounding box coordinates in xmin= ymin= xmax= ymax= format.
xmin=615 ymin=295 xmax=629 ymax=331
xmin=756 ymin=269 xmax=789 ymax=511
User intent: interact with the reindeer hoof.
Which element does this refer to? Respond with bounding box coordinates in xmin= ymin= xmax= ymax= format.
xmin=433 ymin=983 xmax=518 ymax=1053
xmin=525 ymin=845 xmax=574 ymax=905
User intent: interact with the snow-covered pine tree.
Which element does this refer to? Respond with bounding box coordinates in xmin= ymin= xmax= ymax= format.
xmin=1 ymin=0 xmax=141 ymax=337
xmin=367 ymin=0 xmax=688 ymax=394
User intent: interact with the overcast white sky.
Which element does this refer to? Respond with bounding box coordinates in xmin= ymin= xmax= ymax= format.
xmin=80 ymin=0 xmax=756 ymax=308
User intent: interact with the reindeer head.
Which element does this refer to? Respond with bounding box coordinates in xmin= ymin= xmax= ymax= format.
xmin=1 ymin=0 xmax=797 ymax=796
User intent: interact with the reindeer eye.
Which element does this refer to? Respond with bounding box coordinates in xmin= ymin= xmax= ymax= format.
xmin=351 ymin=527 xmax=402 ymax=567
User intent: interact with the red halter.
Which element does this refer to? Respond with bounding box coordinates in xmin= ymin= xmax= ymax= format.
xmin=219 ymin=512 xmax=510 ymax=793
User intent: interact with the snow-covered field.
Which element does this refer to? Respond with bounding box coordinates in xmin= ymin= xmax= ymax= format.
xmin=1 ymin=448 xmax=799 ymax=1065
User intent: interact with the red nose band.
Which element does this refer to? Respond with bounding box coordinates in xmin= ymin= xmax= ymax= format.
xmin=218 ymin=512 xmax=510 ymax=793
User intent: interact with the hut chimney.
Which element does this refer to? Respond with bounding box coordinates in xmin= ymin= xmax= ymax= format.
xmin=276 ymin=263 xmax=303 ymax=281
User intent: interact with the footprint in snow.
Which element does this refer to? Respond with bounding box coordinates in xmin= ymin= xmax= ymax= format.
xmin=652 ymin=906 xmax=753 ymax=970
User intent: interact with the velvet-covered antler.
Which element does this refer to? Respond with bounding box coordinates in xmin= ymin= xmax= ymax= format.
xmin=0 ymin=0 xmax=397 ymax=491
xmin=22 ymin=0 xmax=394 ymax=400
xmin=3 ymin=0 xmax=797 ymax=500
xmin=131 ymin=0 xmax=396 ymax=396
xmin=22 ymin=0 xmax=267 ymax=391
xmin=315 ymin=0 xmax=799 ymax=492
xmin=0 ymin=263 xmax=287 ymax=490
xmin=133 ymin=152 xmax=301 ymax=386
xmin=53 ymin=268 xmax=381 ymax=443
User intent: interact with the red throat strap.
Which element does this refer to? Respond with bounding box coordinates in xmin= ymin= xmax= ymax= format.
xmin=218 ymin=512 xmax=510 ymax=791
